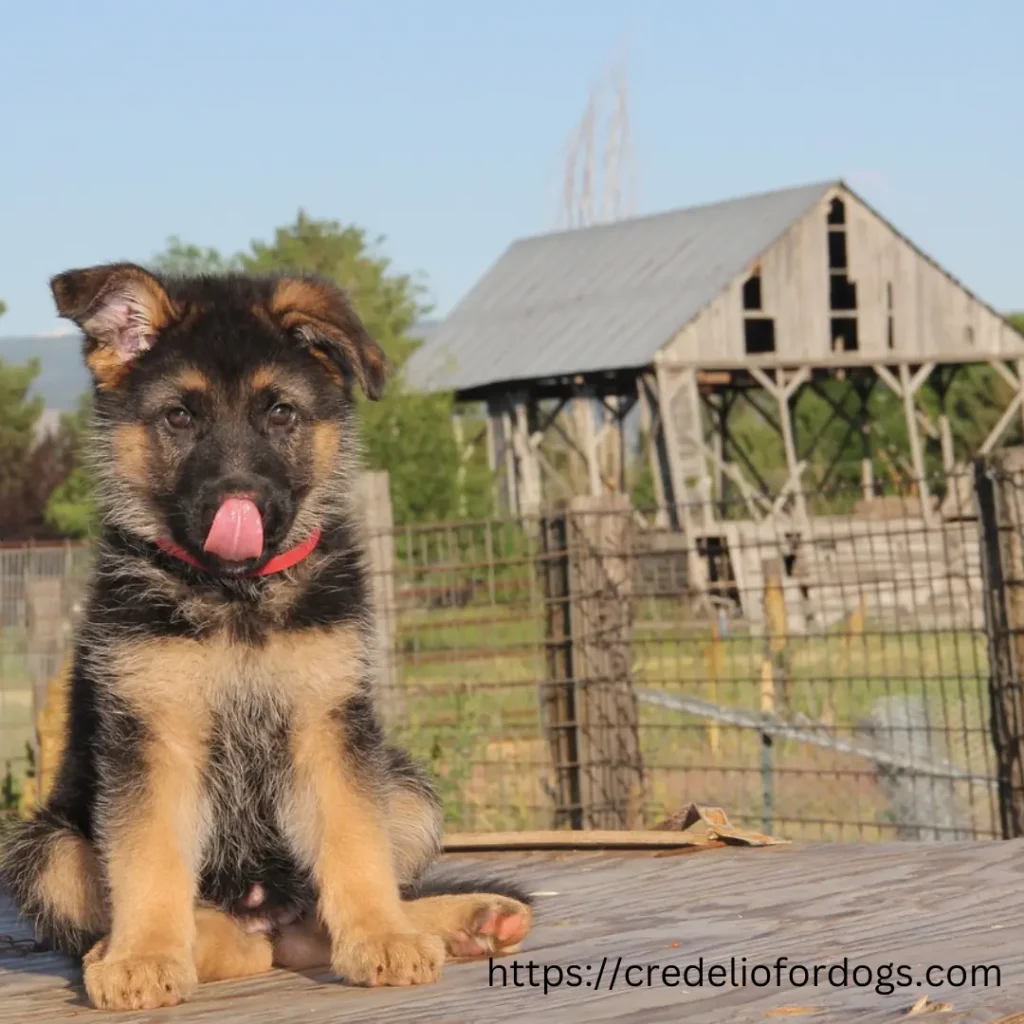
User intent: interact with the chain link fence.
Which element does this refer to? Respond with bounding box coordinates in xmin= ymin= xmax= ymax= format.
xmin=2 ymin=463 xmax=1023 ymax=841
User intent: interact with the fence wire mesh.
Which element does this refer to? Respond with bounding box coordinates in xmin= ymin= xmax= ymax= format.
xmin=0 ymin=543 xmax=90 ymax=799
xmin=373 ymin=472 xmax=1000 ymax=839
xmin=0 ymin=466 xmax=1016 ymax=840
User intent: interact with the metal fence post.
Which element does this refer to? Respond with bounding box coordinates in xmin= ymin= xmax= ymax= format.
xmin=540 ymin=506 xmax=580 ymax=829
xmin=759 ymin=557 xmax=789 ymax=835
xmin=976 ymin=454 xmax=1024 ymax=838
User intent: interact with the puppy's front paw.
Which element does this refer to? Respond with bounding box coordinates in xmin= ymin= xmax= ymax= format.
xmin=82 ymin=938 xmax=198 ymax=1011
xmin=332 ymin=931 xmax=445 ymax=987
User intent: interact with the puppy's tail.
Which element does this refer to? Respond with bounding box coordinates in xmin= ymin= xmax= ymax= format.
xmin=0 ymin=808 xmax=108 ymax=957
xmin=401 ymin=871 xmax=534 ymax=907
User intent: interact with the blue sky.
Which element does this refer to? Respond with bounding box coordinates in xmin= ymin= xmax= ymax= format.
xmin=1 ymin=0 xmax=1021 ymax=335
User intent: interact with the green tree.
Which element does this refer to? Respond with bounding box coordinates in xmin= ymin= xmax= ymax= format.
xmin=0 ymin=358 xmax=45 ymax=536
xmin=44 ymin=393 xmax=95 ymax=538
xmin=238 ymin=211 xmax=425 ymax=367
xmin=150 ymin=236 xmax=237 ymax=276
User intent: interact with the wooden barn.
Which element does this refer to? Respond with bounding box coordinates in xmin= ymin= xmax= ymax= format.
xmin=407 ymin=179 xmax=1023 ymax=524
xmin=407 ymin=181 xmax=1023 ymax=627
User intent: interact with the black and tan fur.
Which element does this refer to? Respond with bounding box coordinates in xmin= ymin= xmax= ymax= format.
xmin=0 ymin=264 xmax=532 ymax=1011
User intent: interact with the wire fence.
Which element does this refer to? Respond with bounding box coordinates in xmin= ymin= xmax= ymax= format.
xmin=0 ymin=544 xmax=90 ymax=800
xmin=380 ymin=470 xmax=999 ymax=840
xmin=2 ymin=462 xmax=1023 ymax=842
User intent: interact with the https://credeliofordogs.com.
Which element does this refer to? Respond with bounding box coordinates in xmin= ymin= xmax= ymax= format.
xmin=486 ymin=955 xmax=1002 ymax=996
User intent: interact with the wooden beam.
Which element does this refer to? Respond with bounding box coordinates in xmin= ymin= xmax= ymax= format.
xmin=874 ymin=364 xmax=903 ymax=398
xmin=651 ymin=361 xmax=707 ymax=594
xmin=910 ymin=362 xmax=936 ymax=395
xmin=774 ymin=370 xmax=808 ymax=524
xmin=655 ymin=347 xmax=1024 ymax=373
xmin=638 ymin=377 xmax=668 ymax=521
xmin=510 ymin=395 xmax=542 ymax=515
xmin=898 ymin=362 xmax=933 ymax=523
xmin=989 ymin=359 xmax=1020 ymax=393
xmin=486 ymin=397 xmax=518 ymax=515
xmin=981 ymin=392 xmax=1024 ymax=456
xmin=444 ymin=830 xmax=725 ymax=851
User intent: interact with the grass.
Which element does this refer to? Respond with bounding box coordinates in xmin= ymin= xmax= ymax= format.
xmin=0 ymin=579 xmax=1001 ymax=841
xmin=387 ymin=597 xmax=999 ymax=840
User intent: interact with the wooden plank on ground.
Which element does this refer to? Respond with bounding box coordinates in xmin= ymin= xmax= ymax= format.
xmin=3 ymin=841 xmax=1024 ymax=1022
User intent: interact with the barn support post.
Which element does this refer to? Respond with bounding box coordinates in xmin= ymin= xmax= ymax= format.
xmin=682 ymin=369 xmax=715 ymax=529
xmin=607 ymin=389 xmax=636 ymax=496
xmin=638 ymin=376 xmax=667 ymax=519
xmin=507 ymin=392 xmax=543 ymax=516
xmin=573 ymin=389 xmax=602 ymax=497
xmin=853 ymin=372 xmax=876 ymax=502
xmin=929 ymin=366 xmax=957 ymax=476
xmin=873 ymin=363 xmax=935 ymax=522
xmin=901 ymin=362 xmax=935 ymax=522
xmin=639 ymin=372 xmax=671 ymax=525
xmin=451 ymin=413 xmax=468 ymax=517
xmin=484 ymin=412 xmax=499 ymax=511
xmin=701 ymin=389 xmax=737 ymax=514
xmin=711 ymin=394 xmax=725 ymax=509
xmin=650 ymin=362 xmax=708 ymax=593
xmin=486 ymin=396 xmax=518 ymax=515
xmin=750 ymin=366 xmax=810 ymax=525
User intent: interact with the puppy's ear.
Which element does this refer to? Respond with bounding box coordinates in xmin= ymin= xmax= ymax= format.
xmin=50 ymin=263 xmax=177 ymax=388
xmin=268 ymin=277 xmax=389 ymax=400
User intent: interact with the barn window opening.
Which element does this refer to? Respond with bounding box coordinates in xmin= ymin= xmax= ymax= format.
xmin=964 ymin=325 xmax=975 ymax=346
xmin=743 ymin=274 xmax=762 ymax=311
xmin=828 ymin=230 xmax=848 ymax=270
xmin=745 ymin=317 xmax=776 ymax=354
xmin=831 ymin=317 xmax=859 ymax=353
xmin=830 ymin=275 xmax=857 ymax=311
xmin=827 ymin=197 xmax=857 ymax=350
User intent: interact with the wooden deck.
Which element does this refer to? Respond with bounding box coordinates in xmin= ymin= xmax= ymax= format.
xmin=3 ymin=840 xmax=1024 ymax=1022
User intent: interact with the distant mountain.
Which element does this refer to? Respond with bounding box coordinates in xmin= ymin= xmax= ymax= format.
xmin=0 ymin=334 xmax=88 ymax=410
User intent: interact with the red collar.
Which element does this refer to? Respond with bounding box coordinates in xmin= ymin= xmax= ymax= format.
xmin=154 ymin=529 xmax=322 ymax=577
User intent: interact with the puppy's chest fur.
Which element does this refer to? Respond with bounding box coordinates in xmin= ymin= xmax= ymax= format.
xmin=199 ymin=692 xmax=309 ymax=910
xmin=100 ymin=624 xmax=365 ymax=911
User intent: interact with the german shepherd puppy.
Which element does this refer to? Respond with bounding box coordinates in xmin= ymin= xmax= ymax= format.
xmin=0 ymin=264 xmax=532 ymax=1011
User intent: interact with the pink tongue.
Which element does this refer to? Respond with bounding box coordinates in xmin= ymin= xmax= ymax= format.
xmin=203 ymin=498 xmax=264 ymax=562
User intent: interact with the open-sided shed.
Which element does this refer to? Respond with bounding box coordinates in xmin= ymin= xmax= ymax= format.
xmin=407 ymin=180 xmax=1023 ymax=529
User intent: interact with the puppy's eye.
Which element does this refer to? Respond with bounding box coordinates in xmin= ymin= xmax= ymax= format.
xmin=268 ymin=403 xmax=296 ymax=429
xmin=165 ymin=406 xmax=193 ymax=430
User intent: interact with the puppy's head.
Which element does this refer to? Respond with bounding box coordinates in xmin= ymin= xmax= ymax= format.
xmin=51 ymin=262 xmax=388 ymax=574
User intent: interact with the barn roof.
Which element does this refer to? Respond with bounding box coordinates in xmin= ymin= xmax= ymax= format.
xmin=404 ymin=180 xmax=837 ymax=396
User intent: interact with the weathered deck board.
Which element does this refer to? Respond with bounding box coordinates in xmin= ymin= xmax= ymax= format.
xmin=3 ymin=841 xmax=1023 ymax=1022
